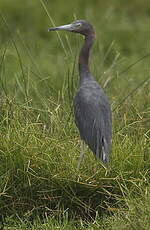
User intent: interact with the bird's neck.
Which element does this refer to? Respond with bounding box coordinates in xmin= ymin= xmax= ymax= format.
xmin=79 ymin=34 xmax=95 ymax=83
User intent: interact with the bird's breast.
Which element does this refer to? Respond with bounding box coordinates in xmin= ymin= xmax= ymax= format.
xmin=75 ymin=80 xmax=105 ymax=105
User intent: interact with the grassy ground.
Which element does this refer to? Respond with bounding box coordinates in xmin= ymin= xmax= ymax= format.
xmin=0 ymin=0 xmax=150 ymax=229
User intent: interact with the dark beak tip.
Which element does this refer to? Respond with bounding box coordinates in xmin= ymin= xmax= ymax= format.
xmin=48 ymin=28 xmax=55 ymax=32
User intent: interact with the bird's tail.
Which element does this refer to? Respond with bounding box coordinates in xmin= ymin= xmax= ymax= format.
xmin=101 ymin=137 xmax=109 ymax=164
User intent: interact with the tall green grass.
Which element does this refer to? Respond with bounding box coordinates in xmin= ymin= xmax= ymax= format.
xmin=0 ymin=0 xmax=150 ymax=229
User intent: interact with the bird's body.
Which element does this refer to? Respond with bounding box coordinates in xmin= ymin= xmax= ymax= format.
xmin=48 ymin=20 xmax=112 ymax=166
xmin=74 ymin=77 xmax=111 ymax=163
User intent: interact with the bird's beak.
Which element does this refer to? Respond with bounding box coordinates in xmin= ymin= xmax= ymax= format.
xmin=48 ymin=23 xmax=74 ymax=32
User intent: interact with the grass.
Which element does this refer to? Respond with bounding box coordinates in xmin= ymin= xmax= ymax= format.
xmin=0 ymin=0 xmax=150 ymax=229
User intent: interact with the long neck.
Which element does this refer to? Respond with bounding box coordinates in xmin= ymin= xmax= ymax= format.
xmin=79 ymin=34 xmax=95 ymax=83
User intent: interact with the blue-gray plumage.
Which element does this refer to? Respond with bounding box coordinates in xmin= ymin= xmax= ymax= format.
xmin=48 ymin=20 xmax=112 ymax=167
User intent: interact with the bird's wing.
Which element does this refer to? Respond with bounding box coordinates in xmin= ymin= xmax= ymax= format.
xmin=74 ymin=83 xmax=112 ymax=163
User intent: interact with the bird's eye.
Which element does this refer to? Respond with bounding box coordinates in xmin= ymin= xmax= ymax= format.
xmin=75 ymin=23 xmax=82 ymax=28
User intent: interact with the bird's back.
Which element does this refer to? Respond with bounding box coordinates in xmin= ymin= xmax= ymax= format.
xmin=74 ymin=78 xmax=112 ymax=163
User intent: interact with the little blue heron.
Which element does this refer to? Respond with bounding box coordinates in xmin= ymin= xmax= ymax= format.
xmin=48 ymin=20 xmax=112 ymax=168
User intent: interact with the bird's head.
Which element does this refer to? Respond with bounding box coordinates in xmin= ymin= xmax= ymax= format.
xmin=48 ymin=20 xmax=95 ymax=37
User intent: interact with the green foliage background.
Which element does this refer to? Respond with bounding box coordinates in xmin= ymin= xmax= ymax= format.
xmin=0 ymin=0 xmax=150 ymax=229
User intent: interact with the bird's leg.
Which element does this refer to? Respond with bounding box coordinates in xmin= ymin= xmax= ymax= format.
xmin=77 ymin=140 xmax=85 ymax=170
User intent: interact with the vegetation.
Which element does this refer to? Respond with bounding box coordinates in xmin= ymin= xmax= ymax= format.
xmin=0 ymin=0 xmax=149 ymax=229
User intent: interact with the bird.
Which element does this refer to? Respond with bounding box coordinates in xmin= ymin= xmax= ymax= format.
xmin=48 ymin=20 xmax=112 ymax=168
